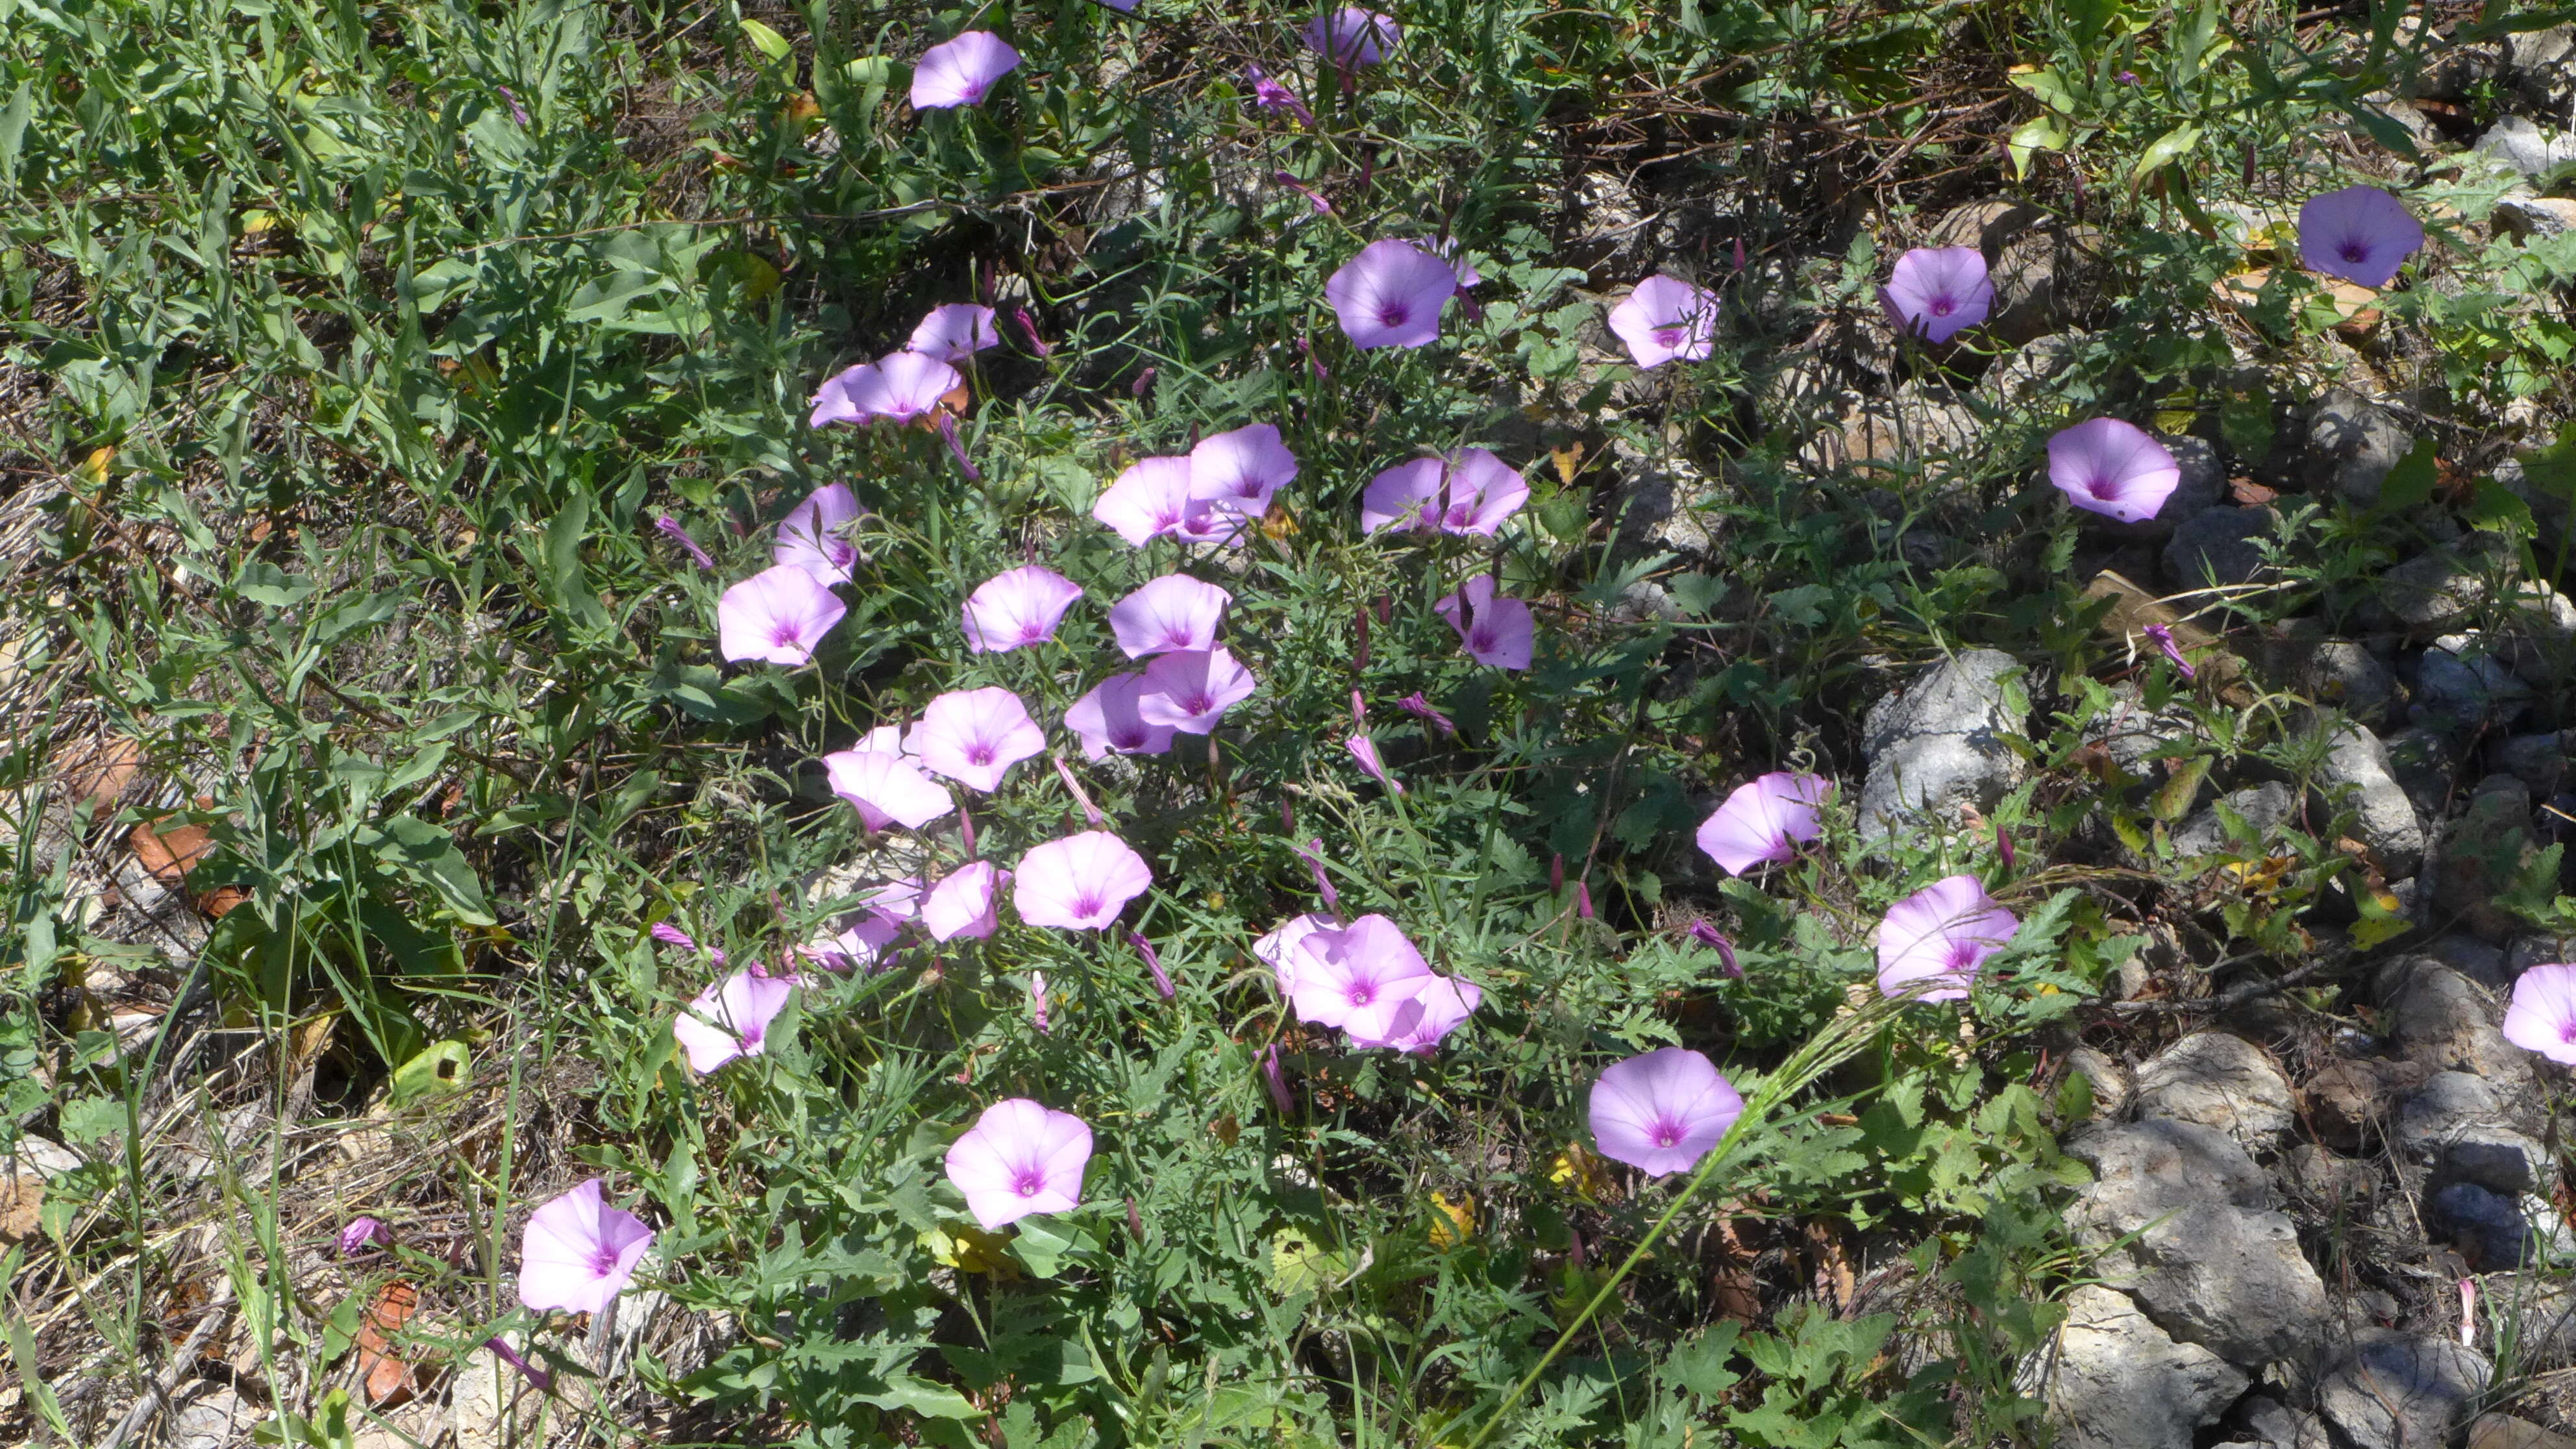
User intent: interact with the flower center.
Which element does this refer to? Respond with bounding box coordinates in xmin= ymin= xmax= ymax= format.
xmin=1377 ymin=303 xmax=1409 ymax=328
xmin=1348 ymin=983 xmax=1376 ymax=1006
xmin=967 ymin=743 xmax=995 ymax=766
xmin=1653 ymin=1121 xmax=1683 ymax=1148
xmin=1012 ymin=1168 xmax=1046 ymax=1198
xmin=2560 ymin=1020 xmax=2576 ymax=1045
xmin=1654 ymin=326 xmax=1684 ymax=347
xmin=1113 ymin=726 xmax=1145 ymax=747
xmin=588 ymin=1245 xmax=623 ymax=1277
xmin=2340 ymin=241 xmax=2368 ymax=264
xmin=2088 ymin=477 xmax=2120 ymax=499
xmin=1929 ymin=297 xmax=1954 ymax=317
xmin=1180 ymin=691 xmax=1212 ymax=712
xmin=1945 ymin=941 xmax=1981 ymax=971
xmin=771 ymin=621 xmax=804 ymax=647
xmin=1074 ymin=894 xmax=1101 ymax=918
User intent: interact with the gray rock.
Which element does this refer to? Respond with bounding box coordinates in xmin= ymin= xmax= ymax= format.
xmin=2431 ymin=1181 xmax=2533 ymax=1270
xmin=2475 ymin=116 xmax=2576 ymax=178
xmin=2509 ymin=934 xmax=2576 ymax=975
xmin=2395 ymin=1071 xmax=2553 ymax=1194
xmin=1801 ymin=382 xmax=1980 ymax=483
xmin=2066 ymin=1046 xmax=2132 ymax=1119
xmin=2164 ymin=504 xmax=2280 ymax=589
xmin=2417 ymin=633 xmax=2534 ymax=729
xmin=2031 ymin=1284 xmax=2251 ymax=1449
xmin=2280 ymin=1142 xmax=2380 ymax=1204
xmin=2083 ymin=683 xmax=2203 ymax=780
xmin=2493 ymin=732 xmax=2571 ymax=799
xmin=2497 ymin=456 xmax=2572 ymax=536
xmin=2305 ymin=1056 xmax=2431 ymax=1152
xmin=2235 ymin=1393 xmax=2333 ymax=1449
xmin=2294 ymin=639 xmax=2402 ymax=724
xmin=2307 ymin=389 xmax=2414 ymax=506
xmin=2436 ymin=778 xmax=2544 ymax=943
xmin=2380 ymin=551 xmax=2492 ymax=634
xmin=1605 ymin=440 xmax=1718 ymax=564
xmin=2318 ymin=722 xmax=2428 ymax=877
xmin=2496 ymin=195 xmax=2576 ymax=243
xmin=1859 ymin=649 xmax=2029 ymax=841
xmin=1977 ymin=330 xmax=2090 ymax=409
xmin=2382 ymin=727 xmax=2460 ymax=822
xmin=2174 ymin=782 xmax=2300 ymax=858
xmin=2318 ymin=1331 xmax=2491 ymax=1449
xmin=2066 ymin=1120 xmax=2327 ymax=1366
xmin=2385 ymin=959 xmax=2538 ymax=1089
xmin=2132 ymin=1033 xmax=2298 ymax=1149
xmin=2425 ymin=934 xmax=2512 ymax=990
xmin=2507 ymin=25 xmax=2576 ymax=115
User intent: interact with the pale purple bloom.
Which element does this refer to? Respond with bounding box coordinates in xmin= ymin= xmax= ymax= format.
xmin=2299 ymin=184 xmax=2424 ymax=290
xmin=1324 ymin=239 xmax=1458 ymax=350
xmin=1063 ymin=673 xmax=1179 ymax=759
xmin=673 ymin=968 xmax=798 ymax=1073
xmin=1346 ymin=733 xmax=1402 ymax=793
xmin=1360 ymin=449 xmax=1528 ymax=535
xmin=495 ymin=86 xmax=529 ymax=126
xmin=2503 ymin=963 xmax=2576 ymax=1064
xmin=1687 ymin=920 xmax=1741 ymax=978
xmin=944 ymin=1099 xmax=1092 ymax=1230
xmin=2048 ymin=419 xmax=2181 ymax=525
xmin=809 ymin=351 xmax=961 ymax=428
xmin=1398 ymin=692 xmax=1454 ymax=736
xmin=822 ymin=744 xmax=954 ymax=832
xmin=909 ymin=687 xmax=1045 ymax=793
xmin=1189 ymin=423 xmax=1300 ymax=516
xmin=1695 ymin=771 xmax=1831 ymax=876
xmin=1014 ymin=830 xmax=1154 ymax=931
xmin=1109 ymin=575 xmax=1232 ymax=658
xmin=924 ymin=862 xmax=1008 ymax=941
xmin=1093 ymin=455 xmax=1214 ymax=546
xmin=805 ymin=912 xmax=903 ymax=973
xmin=1028 ymin=970 xmax=1050 ymax=1032
xmin=1433 ymin=575 xmax=1534 ymax=670
xmin=1293 ymin=838 xmax=1339 ymax=908
xmin=1589 ymin=1047 xmax=1744 ymax=1177
xmin=1053 ymin=750 xmax=1104 ymax=826
xmin=338 ymin=1217 xmax=390 ymax=1256
xmin=1132 ymin=932 xmax=1176 ymax=999
xmin=1012 ymin=306 xmax=1050 ymax=358
xmin=1136 ymin=647 xmax=1259 ymax=732
xmin=1875 ymin=874 xmax=2019 ymax=1002
xmin=1434 ymin=236 xmax=1481 ymax=290
xmin=1289 ymin=914 xmax=1436 ymax=1044
xmin=963 ymin=565 xmax=1085 ymax=653
xmin=907 ymin=303 xmax=1000 ymax=364
xmin=1607 ymin=274 xmax=1720 ymax=369
xmin=516 ymin=1180 xmax=654 ymax=1315
xmin=1302 ymin=6 xmax=1400 ymax=64
xmin=861 ymin=876 xmax=925 ymax=926
xmin=1367 ymin=975 xmax=1480 ymax=1054
xmin=482 ymin=1336 xmax=551 ymax=1393
xmin=1260 ymin=1044 xmax=1295 ymax=1114
xmin=2143 ymin=622 xmax=2195 ymax=680
xmin=775 ymin=482 xmax=863 ymax=585
xmin=650 ymin=921 xmax=723 ymax=961
xmin=656 ymin=515 xmax=715 ymax=570
xmin=911 ymin=32 xmax=1021 ymax=110
xmin=1254 ymin=911 xmax=1336 ymax=995
xmin=1274 ymin=172 xmax=1334 ymax=214
xmin=717 ymin=564 xmax=847 ymax=666
xmin=1881 ymin=246 xmax=1993 ymax=343
xmin=1245 ymin=65 xmax=1315 ymax=126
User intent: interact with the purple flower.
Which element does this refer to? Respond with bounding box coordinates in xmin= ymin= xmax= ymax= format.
xmin=517 ymin=1180 xmax=653 ymax=1315
xmin=717 ymin=564 xmax=847 ymax=665
xmin=2048 ymin=419 xmax=2181 ymax=525
xmin=1880 ymin=246 xmax=1993 ymax=343
xmin=1254 ymin=912 xmax=1335 ymax=994
xmin=1875 ymin=874 xmax=2018 ymax=1002
xmin=1064 ymin=672 xmax=1180 ymax=759
xmin=1260 ymin=1044 xmax=1296 ymax=1114
xmin=806 ymin=911 xmax=904 ymax=974
xmin=656 ymin=515 xmax=715 ymax=570
xmin=1346 ymin=732 xmax=1402 ymax=793
xmin=911 ymin=32 xmax=1021 ymax=110
xmin=1302 ymin=6 xmax=1400 ymax=64
xmin=1012 ymin=306 xmax=1050 ymax=358
xmin=821 ymin=744 xmax=955 ymax=832
xmin=1050 ymin=753 xmax=1106 ymax=828
xmin=1293 ymin=838 xmax=1339 ymax=908
xmin=1288 ymin=914 xmax=1435 ymax=1043
xmin=2142 ymin=622 xmax=2195 ymax=680
xmin=1324 ymin=240 xmax=1458 ymax=350
xmin=2503 ymin=962 xmax=2576 ymax=1064
xmin=2299 ymin=184 xmax=2424 ymax=290
xmin=495 ymin=86 xmax=529 ymax=126
xmin=1687 ymin=920 xmax=1741 ymax=978
xmin=1028 ymin=971 xmax=1050 ymax=1032
xmin=962 ymin=565 xmax=1085 ymax=652
xmin=338 ymin=1217 xmax=390 ymax=1256
xmin=1589 ymin=1047 xmax=1744 ymax=1177
xmin=906 ymin=303 xmax=1001 ymax=364
xmin=1607 ymin=275 xmax=1719 ymax=369
xmin=673 ymin=968 xmax=799 ymax=1074
xmin=1360 ymin=448 xmax=1528 ymax=536
xmin=775 ymin=482 xmax=863 ymax=586
xmin=810 ymin=351 xmax=963 ymax=428
xmin=944 ymin=1099 xmax=1092 ymax=1230
xmin=1368 ymin=974 xmax=1480 ymax=1054
xmin=1132 ymin=932 xmax=1176 ymax=999
xmin=1014 ymin=830 xmax=1154 ymax=931
xmin=1093 ymin=455 xmax=1220 ymax=547
xmin=908 ymin=687 xmax=1046 ymax=793
xmin=1274 ymin=171 xmax=1334 ymax=214
xmin=924 ymin=862 xmax=1009 ymax=941
xmin=650 ymin=921 xmax=724 ymax=961
xmin=1434 ymin=575 xmax=1535 ymax=670
xmin=1189 ymin=423 xmax=1300 ymax=517
xmin=482 ymin=1336 xmax=551 ymax=1393
xmin=1135 ymin=647 xmax=1259 ymax=733
xmin=1109 ymin=574 xmax=1232 ymax=658
xmin=1398 ymin=692 xmax=1455 ymax=736
xmin=1695 ymin=772 xmax=1831 ymax=876
xmin=1244 ymin=65 xmax=1315 ymax=126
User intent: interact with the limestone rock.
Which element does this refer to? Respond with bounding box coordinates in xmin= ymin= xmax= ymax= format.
xmin=2379 ymin=550 xmax=2492 ymax=634
xmin=2417 ymin=633 xmax=2534 ymax=730
xmin=2475 ymin=117 xmax=2576 ymax=178
xmin=2496 ymin=195 xmax=2576 ymax=243
xmin=2132 ymin=1033 xmax=2297 ymax=1150
xmin=2317 ymin=1331 xmax=2491 ymax=1449
xmin=2435 ymin=778 xmax=2542 ymax=943
xmin=2306 ymin=389 xmax=2414 ymax=506
xmin=2164 ymin=504 xmax=2280 ymax=589
xmin=2384 ymin=959 xmax=2536 ymax=1089
xmin=2316 ymin=723 xmax=2427 ymax=877
xmin=2032 ymin=1284 xmax=2251 ymax=1449
xmin=1859 ymin=649 xmax=2029 ymax=841
xmin=2174 ymin=782 xmax=2299 ymax=860
xmin=2303 ymin=1056 xmax=2429 ymax=1152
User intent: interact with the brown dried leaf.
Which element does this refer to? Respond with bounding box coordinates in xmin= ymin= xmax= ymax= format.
xmin=354 ymin=1280 xmax=423 ymax=1407
xmin=2229 ymin=478 xmax=2279 ymax=506
xmin=129 ymin=819 xmax=214 ymax=887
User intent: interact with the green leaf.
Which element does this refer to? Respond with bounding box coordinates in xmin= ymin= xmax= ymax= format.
xmin=2006 ymin=114 xmax=2068 ymax=181
xmin=2130 ymin=122 xmax=2203 ymax=190
xmin=0 ymin=82 xmax=31 ymax=189
xmin=374 ymin=814 xmax=495 ymax=924
xmin=739 ymin=18 xmax=792 ymax=62
xmin=58 ymin=1095 xmax=126 ymax=1145
xmin=2151 ymin=756 xmax=2211 ymax=823
xmin=2466 ymin=477 xmax=2536 ymax=536
xmin=389 ymin=1039 xmax=471 ymax=1104
xmin=856 ymin=1376 xmax=984 ymax=1420
xmin=2374 ymin=436 xmax=2439 ymax=514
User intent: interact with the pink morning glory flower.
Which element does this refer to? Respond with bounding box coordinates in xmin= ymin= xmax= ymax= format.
xmin=1434 ymin=575 xmax=1535 ymax=670
xmin=1365 ymin=974 xmax=1480 ymax=1054
xmin=1875 ymin=874 xmax=2019 ymax=1002
xmin=1607 ymin=275 xmax=1720 ymax=369
xmin=944 ymin=1098 xmax=1093 ymax=1230
xmin=1014 ymin=830 xmax=1154 ymax=930
xmin=656 ymin=515 xmax=715 ymax=570
xmin=1589 ymin=1047 xmax=1744 ymax=1178
xmin=1346 ymin=733 xmax=1402 ymax=793
xmin=813 ymin=909 xmax=907 ymax=972
xmin=2504 ymin=963 xmax=2576 ymax=1064
xmin=1288 ymin=913 xmax=1435 ymax=1042
xmin=1254 ymin=911 xmax=1335 ymax=995
xmin=1109 ymin=574 xmax=1232 ymax=658
xmin=923 ymin=862 xmax=1009 ymax=941
xmin=717 ymin=564 xmax=847 ymax=666
xmin=2048 ymin=419 xmax=2181 ymax=525
xmin=1687 ymin=920 xmax=1741 ymax=977
xmin=650 ymin=921 xmax=723 ymax=960
xmin=1063 ymin=672 xmax=1180 ymax=759
xmin=1398 ymin=692 xmax=1455 ymax=736
xmin=1261 ymin=1044 xmax=1295 ymax=1114
xmin=775 ymin=482 xmax=862 ymax=586
xmin=1302 ymin=6 xmax=1400 ymax=64
xmin=1189 ymin=423 xmax=1300 ymax=517
xmin=908 ymin=687 xmax=1045 ymax=793
xmin=810 ymin=351 xmax=961 ymax=428
xmin=1093 ymin=455 xmax=1217 ymax=547
xmin=1243 ymin=64 xmax=1315 ymax=126
xmin=821 ymin=745 xmax=954 ymax=832
xmin=1695 ymin=772 xmax=1831 ymax=876
xmin=338 ymin=1217 xmax=390 ymax=1256
xmin=672 ymin=968 xmax=798 ymax=1074
xmin=963 ymin=565 xmax=1085 ymax=653
xmin=911 ymin=32 xmax=1021 ymax=110
xmin=1325 ymin=240 xmax=1458 ymax=350
xmin=1359 ymin=448 xmax=1528 ymax=535
xmin=1136 ymin=647 xmax=1259 ymax=732
xmin=516 ymin=1179 xmax=654 ymax=1315
xmin=1881 ymin=246 xmax=1993 ymax=343
xmin=2299 ymin=184 xmax=2425 ymax=291
xmin=859 ymin=876 xmax=925 ymax=926
xmin=906 ymin=303 xmax=1000 ymax=364
xmin=2142 ymin=622 xmax=2196 ymax=680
